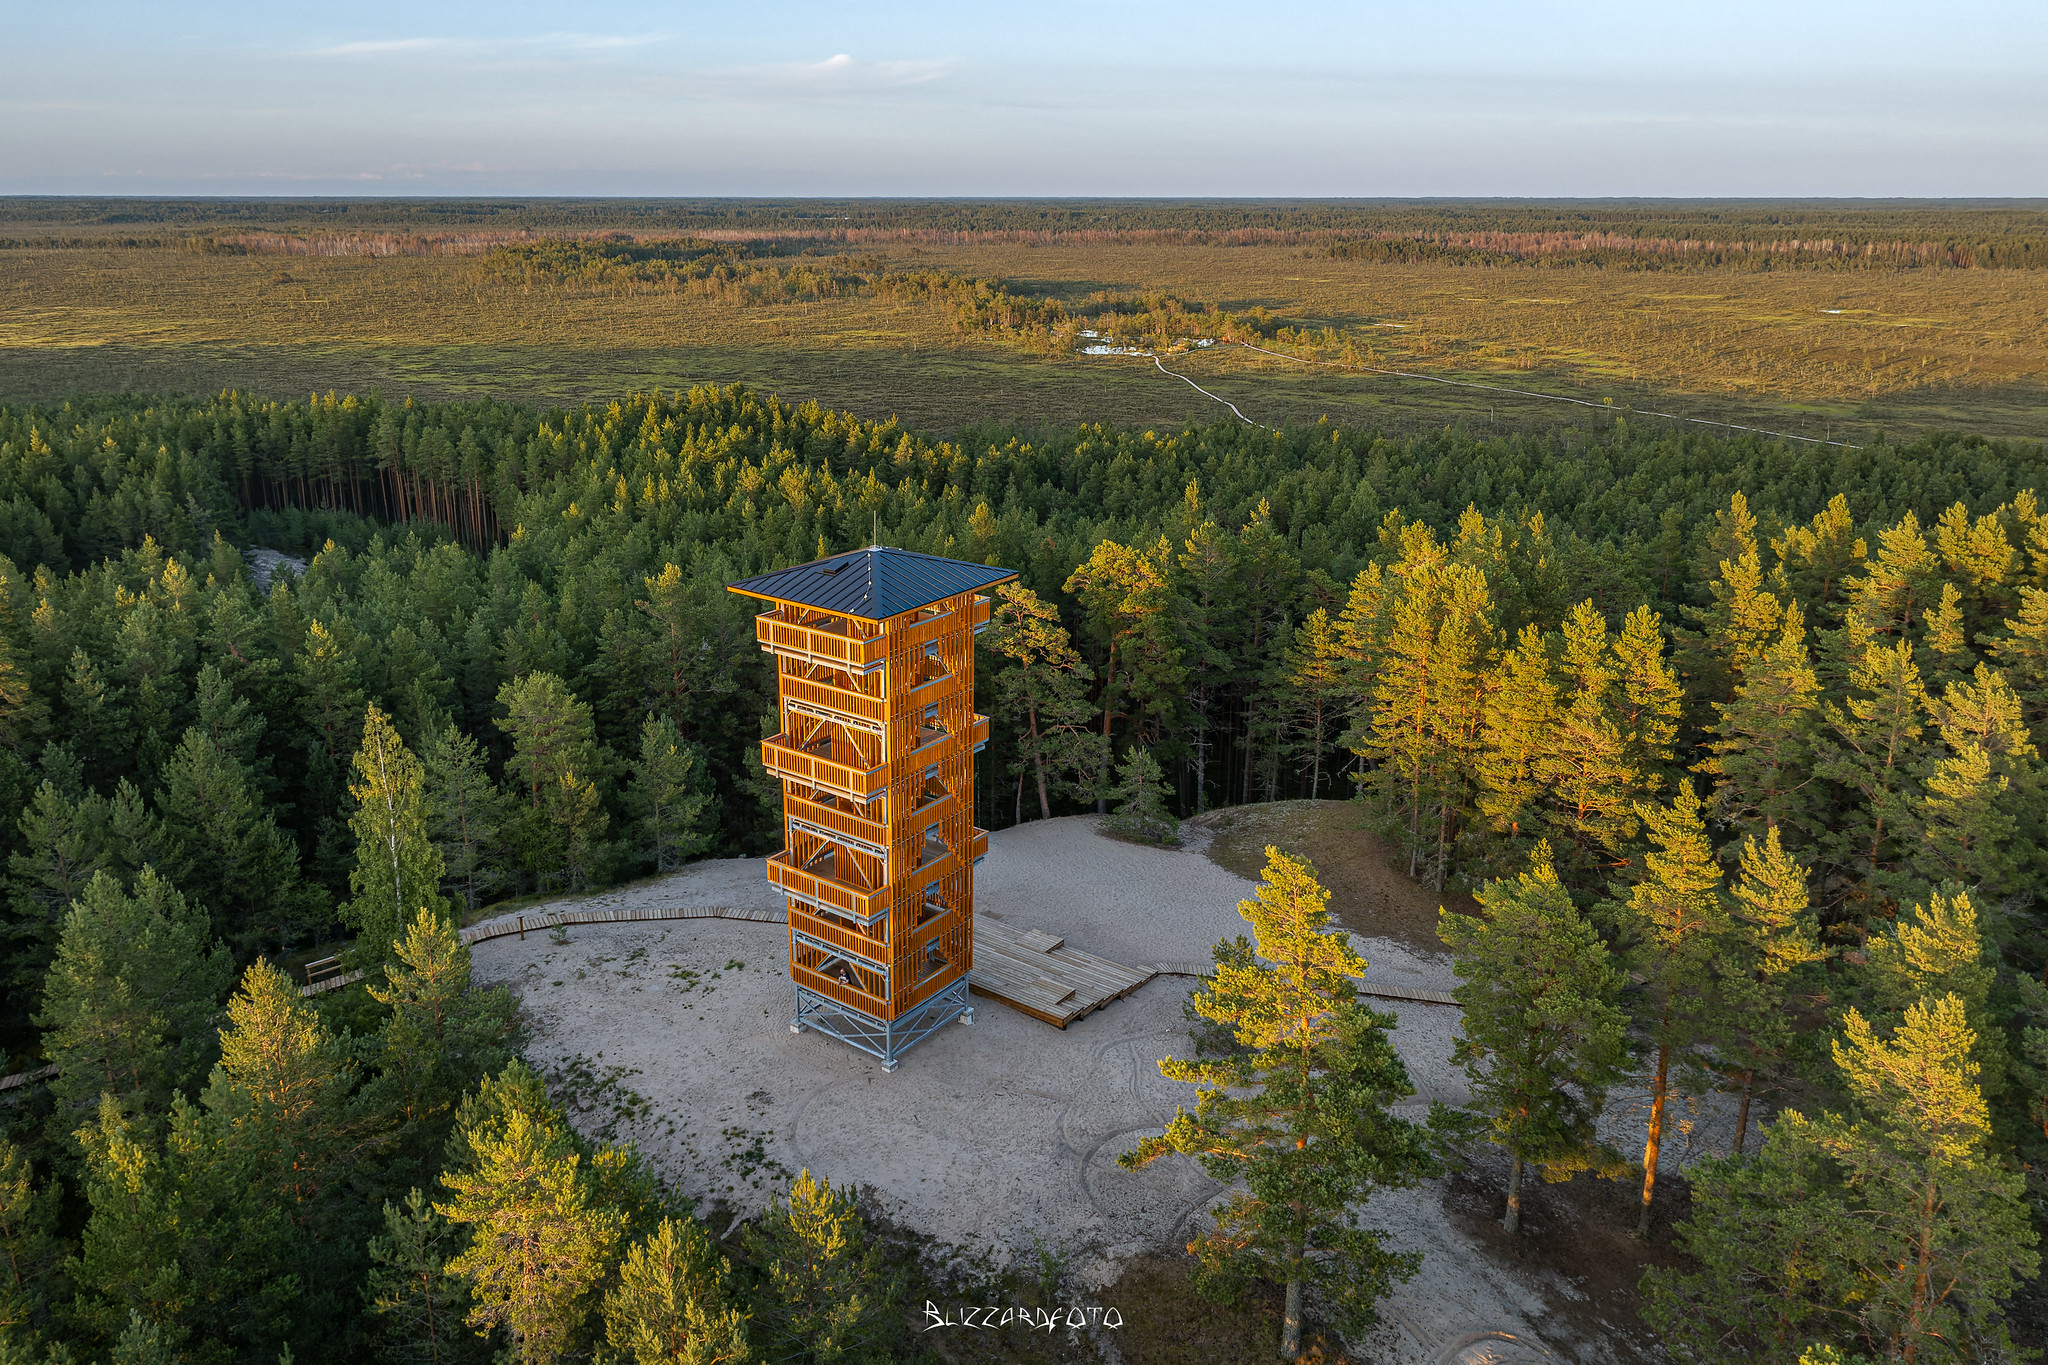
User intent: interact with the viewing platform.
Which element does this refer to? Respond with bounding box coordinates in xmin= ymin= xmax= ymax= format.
xmin=760 ymin=733 xmax=889 ymax=802
xmin=731 ymin=545 xmax=1018 ymax=1071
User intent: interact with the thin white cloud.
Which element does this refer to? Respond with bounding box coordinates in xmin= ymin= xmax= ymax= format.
xmin=303 ymin=33 xmax=664 ymax=59
xmin=308 ymin=38 xmax=447 ymax=57
xmin=705 ymin=53 xmax=957 ymax=96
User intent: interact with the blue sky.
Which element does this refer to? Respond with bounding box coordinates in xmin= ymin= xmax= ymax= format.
xmin=4 ymin=1 xmax=2043 ymax=196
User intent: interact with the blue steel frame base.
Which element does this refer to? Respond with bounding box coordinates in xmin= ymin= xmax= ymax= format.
xmin=790 ymin=978 xmax=973 ymax=1072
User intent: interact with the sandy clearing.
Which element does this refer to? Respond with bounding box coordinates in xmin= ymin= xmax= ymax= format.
xmin=472 ymin=815 xmax=1728 ymax=1363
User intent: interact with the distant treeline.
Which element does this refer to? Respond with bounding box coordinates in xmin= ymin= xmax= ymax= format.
xmin=469 ymin=241 xmax=1353 ymax=358
xmin=1324 ymin=229 xmax=2048 ymax=271
xmin=4 ymin=197 xmax=2046 ymax=268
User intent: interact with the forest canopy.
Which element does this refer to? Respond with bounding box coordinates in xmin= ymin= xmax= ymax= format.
xmin=0 ymin=383 xmax=2045 ymax=1359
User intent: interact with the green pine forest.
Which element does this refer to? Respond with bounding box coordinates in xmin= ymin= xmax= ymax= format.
xmin=1 ymin=382 xmax=2045 ymax=1362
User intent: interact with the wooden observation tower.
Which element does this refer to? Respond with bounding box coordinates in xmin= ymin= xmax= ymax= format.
xmin=728 ymin=547 xmax=1016 ymax=1070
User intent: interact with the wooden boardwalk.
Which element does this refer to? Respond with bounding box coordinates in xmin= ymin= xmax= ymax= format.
xmin=1150 ymin=959 xmax=1459 ymax=1007
xmin=461 ymin=903 xmax=785 ymax=948
xmin=969 ymin=920 xmax=1153 ymax=1028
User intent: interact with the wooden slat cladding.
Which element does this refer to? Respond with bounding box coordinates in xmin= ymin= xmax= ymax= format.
xmin=754 ymin=611 xmax=890 ymax=671
xmin=736 ymin=566 xmax=1005 ymax=1054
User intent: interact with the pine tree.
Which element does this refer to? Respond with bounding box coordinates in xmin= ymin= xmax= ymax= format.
xmin=1690 ymin=492 xmax=1761 ymax=600
xmin=626 ymin=714 xmax=709 ymax=874
xmin=154 ymin=726 xmax=317 ymax=955
xmin=741 ymin=1171 xmax=892 ymax=1365
xmin=1814 ymin=997 xmax=2038 ymax=1360
xmin=1699 ymin=603 xmax=1822 ymax=838
xmin=602 ymin=1217 xmax=750 ymax=1365
xmin=189 ymin=664 xmax=267 ymax=787
xmin=1863 ymin=889 xmax=2006 ymax=1105
xmin=549 ymin=774 xmax=611 ymax=894
xmin=1918 ymin=583 xmax=1972 ymax=686
xmin=0 ymin=573 xmax=42 ymax=760
xmin=1812 ymin=638 xmax=1931 ymax=922
xmin=297 ymin=618 xmax=369 ymax=888
xmin=2017 ymin=979 xmax=2048 ymax=1156
xmin=368 ymin=908 xmax=517 ymax=1135
xmin=1439 ymin=847 xmax=1629 ymax=1234
xmin=496 ymin=673 xmax=611 ymax=892
xmin=385 ymin=622 xmax=456 ymax=749
xmin=1720 ymin=829 xmax=1826 ymax=1155
xmin=1173 ymin=518 xmax=1246 ymax=815
xmin=1611 ymin=605 xmax=1685 ymax=804
xmin=70 ymin=1092 xmax=301 ymax=1362
xmin=1101 ymin=746 xmax=1178 ymax=846
xmin=344 ymin=703 xmax=450 ymax=965
xmin=1278 ymin=608 xmax=1346 ymax=797
xmin=1121 ymin=849 xmax=1436 ymax=1358
xmin=1681 ymin=527 xmax=1784 ymax=708
xmin=1641 ymin=1116 xmax=1855 ymax=1365
xmin=1983 ymin=585 xmax=2048 ymax=747
xmin=1646 ymin=993 xmax=2040 ymax=1363
xmin=1913 ymin=745 xmax=2015 ymax=895
xmin=1474 ymin=625 xmax=1561 ymax=853
xmin=1063 ymin=537 xmax=1185 ymax=775
xmin=364 ymin=1189 xmax=473 ymax=1365
xmin=1229 ymin=508 xmax=1305 ymax=808
xmin=0 ymin=1140 xmax=63 ymax=1336
xmin=204 ymin=960 xmax=359 ymax=1214
xmin=984 ymin=582 xmax=1105 ymax=820
xmin=438 ymin=1073 xmax=626 ymax=1365
xmin=422 ymin=722 xmax=507 ymax=915
xmin=1842 ymin=512 xmax=1940 ymax=640
xmin=1933 ymin=500 xmax=2018 ymax=619
xmin=1912 ymin=663 xmax=2040 ymax=901
xmin=635 ymin=562 xmax=739 ymax=735
xmin=36 ymin=868 xmax=232 ymax=1140
xmin=66 ymin=648 xmax=130 ymax=784
xmin=1608 ymin=782 xmax=1735 ymax=1237
xmin=1356 ymin=556 xmax=1495 ymax=887
xmin=1928 ymin=660 xmax=2037 ymax=760
xmin=1532 ymin=607 xmax=1642 ymax=889
xmin=3 ymin=778 xmax=119 ymax=1017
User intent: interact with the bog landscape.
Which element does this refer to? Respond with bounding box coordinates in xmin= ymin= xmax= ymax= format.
xmin=0 ymin=193 xmax=2045 ymax=1365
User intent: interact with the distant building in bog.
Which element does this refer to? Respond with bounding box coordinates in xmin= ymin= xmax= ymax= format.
xmin=727 ymin=547 xmax=1014 ymax=1070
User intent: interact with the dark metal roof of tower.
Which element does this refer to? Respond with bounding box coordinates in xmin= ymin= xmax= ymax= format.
xmin=727 ymin=547 xmax=1016 ymax=621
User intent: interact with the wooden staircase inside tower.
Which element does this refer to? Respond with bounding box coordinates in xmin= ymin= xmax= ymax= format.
xmin=969 ymin=919 xmax=1155 ymax=1028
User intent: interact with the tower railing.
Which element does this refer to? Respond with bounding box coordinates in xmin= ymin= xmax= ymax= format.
xmin=730 ymin=552 xmax=1015 ymax=1071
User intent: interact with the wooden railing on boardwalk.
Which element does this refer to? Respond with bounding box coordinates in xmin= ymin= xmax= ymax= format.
xmin=0 ymin=1064 xmax=57 ymax=1094
xmin=461 ymin=904 xmax=787 ymax=947
xmin=1148 ymin=960 xmax=1459 ymax=1007
xmin=300 ymin=905 xmax=791 ymax=996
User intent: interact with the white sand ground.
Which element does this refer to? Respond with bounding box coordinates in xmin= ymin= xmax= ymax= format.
xmin=472 ymin=816 xmax=1725 ymax=1364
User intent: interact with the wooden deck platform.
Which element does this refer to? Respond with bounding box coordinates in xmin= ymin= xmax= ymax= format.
xmin=969 ymin=919 xmax=1154 ymax=1027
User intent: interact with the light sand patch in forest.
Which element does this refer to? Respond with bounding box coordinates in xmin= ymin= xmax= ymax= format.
xmin=473 ymin=815 xmax=1729 ymax=1363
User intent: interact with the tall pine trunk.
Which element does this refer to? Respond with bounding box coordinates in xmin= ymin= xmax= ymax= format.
xmin=1281 ymin=1260 xmax=1303 ymax=1359
xmin=1731 ymin=1065 xmax=1755 ymax=1157
xmin=1638 ymin=1037 xmax=1671 ymax=1237
xmin=1028 ymin=704 xmax=1051 ymax=820
xmin=1904 ymin=1177 xmax=1939 ymax=1362
xmin=1097 ymin=645 xmax=1116 ymax=813
xmin=1503 ymin=1151 xmax=1525 ymax=1235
